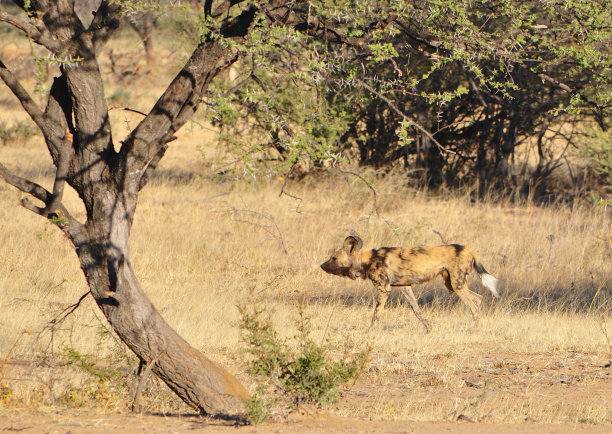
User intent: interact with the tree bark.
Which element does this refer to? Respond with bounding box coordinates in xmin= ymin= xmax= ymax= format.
xmin=73 ymin=217 xmax=249 ymax=414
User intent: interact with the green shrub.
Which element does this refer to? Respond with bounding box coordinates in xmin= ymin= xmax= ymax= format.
xmin=60 ymin=347 xmax=124 ymax=408
xmin=63 ymin=347 xmax=119 ymax=380
xmin=238 ymin=302 xmax=369 ymax=423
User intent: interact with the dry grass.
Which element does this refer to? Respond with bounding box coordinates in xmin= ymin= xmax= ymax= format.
xmin=0 ymin=26 xmax=611 ymax=425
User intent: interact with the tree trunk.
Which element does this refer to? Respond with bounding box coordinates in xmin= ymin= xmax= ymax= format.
xmin=62 ymin=45 xmax=250 ymax=416
xmin=74 ymin=217 xmax=249 ymax=414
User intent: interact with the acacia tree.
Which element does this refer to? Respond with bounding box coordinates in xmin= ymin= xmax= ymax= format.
xmin=338 ymin=0 xmax=612 ymax=194
xmin=207 ymin=1 xmax=610 ymax=195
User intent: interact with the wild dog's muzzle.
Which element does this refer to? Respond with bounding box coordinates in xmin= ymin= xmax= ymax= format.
xmin=320 ymin=260 xmax=340 ymax=275
xmin=320 ymin=258 xmax=361 ymax=280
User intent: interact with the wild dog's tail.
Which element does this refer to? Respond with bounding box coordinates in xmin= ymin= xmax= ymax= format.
xmin=472 ymin=255 xmax=499 ymax=298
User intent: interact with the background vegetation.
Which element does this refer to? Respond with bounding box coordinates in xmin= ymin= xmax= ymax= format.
xmin=0 ymin=0 xmax=610 ymax=427
xmin=194 ymin=0 xmax=611 ymax=202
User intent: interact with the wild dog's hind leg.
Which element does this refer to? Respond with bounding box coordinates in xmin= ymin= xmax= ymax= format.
xmin=467 ymin=286 xmax=483 ymax=307
xmin=441 ymin=269 xmax=482 ymax=307
xmin=443 ymin=269 xmax=480 ymax=320
xmin=457 ymin=282 xmax=481 ymax=321
xmin=400 ymin=286 xmax=432 ymax=333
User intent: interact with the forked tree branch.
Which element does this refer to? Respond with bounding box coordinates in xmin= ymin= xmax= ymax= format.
xmin=0 ymin=58 xmax=75 ymax=219
xmin=90 ymin=0 xmax=121 ymax=52
xmin=0 ymin=9 xmax=62 ymax=52
xmin=122 ymin=6 xmax=259 ymax=184
xmin=121 ymin=40 xmax=224 ymax=176
xmin=0 ymin=161 xmax=79 ymax=229
xmin=2 ymin=1 xmax=119 ymax=54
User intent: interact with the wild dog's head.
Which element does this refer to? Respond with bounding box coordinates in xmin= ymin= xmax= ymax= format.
xmin=320 ymin=236 xmax=363 ymax=280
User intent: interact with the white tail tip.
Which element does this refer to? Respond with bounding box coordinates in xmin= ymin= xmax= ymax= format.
xmin=481 ymin=273 xmax=499 ymax=298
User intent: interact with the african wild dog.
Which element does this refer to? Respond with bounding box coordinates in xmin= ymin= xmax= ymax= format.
xmin=320 ymin=236 xmax=499 ymax=332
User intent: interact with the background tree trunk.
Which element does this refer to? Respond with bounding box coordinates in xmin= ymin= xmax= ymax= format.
xmin=127 ymin=11 xmax=154 ymax=65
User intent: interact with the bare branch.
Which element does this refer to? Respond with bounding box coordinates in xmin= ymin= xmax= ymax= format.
xmin=336 ymin=168 xmax=402 ymax=245
xmin=0 ymin=10 xmax=34 ymax=33
xmin=20 ymin=197 xmax=45 ymax=216
xmin=90 ymin=0 xmax=121 ymax=52
xmin=0 ymin=161 xmax=81 ymax=237
xmin=433 ymin=230 xmax=448 ymax=244
xmin=0 ymin=162 xmax=50 ymax=204
xmin=219 ymin=206 xmax=289 ymax=255
xmin=278 ymin=164 xmax=303 ymax=213
xmin=0 ymin=10 xmax=62 ymax=52
xmin=49 ymin=291 xmax=92 ymax=328
xmin=538 ymin=73 xmax=573 ymax=93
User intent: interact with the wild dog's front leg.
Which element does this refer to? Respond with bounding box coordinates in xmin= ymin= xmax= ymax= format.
xmin=400 ymin=286 xmax=432 ymax=333
xmin=370 ymin=282 xmax=390 ymax=328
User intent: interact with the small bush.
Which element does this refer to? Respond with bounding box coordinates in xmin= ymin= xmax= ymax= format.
xmin=63 ymin=347 xmax=119 ymax=380
xmin=60 ymin=347 xmax=126 ymax=408
xmin=244 ymin=385 xmax=273 ymax=425
xmin=238 ymin=302 xmax=369 ymax=423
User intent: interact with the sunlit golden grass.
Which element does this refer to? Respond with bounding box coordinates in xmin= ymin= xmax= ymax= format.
xmin=1 ymin=28 xmax=611 ymax=424
xmin=1 ymin=122 xmax=610 ymax=422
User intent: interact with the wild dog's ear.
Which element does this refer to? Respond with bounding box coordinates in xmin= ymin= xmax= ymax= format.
xmin=343 ymin=236 xmax=363 ymax=254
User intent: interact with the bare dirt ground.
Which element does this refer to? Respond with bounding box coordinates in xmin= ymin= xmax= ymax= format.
xmin=2 ymin=350 xmax=610 ymax=433
xmin=2 ymin=410 xmax=610 ymax=434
